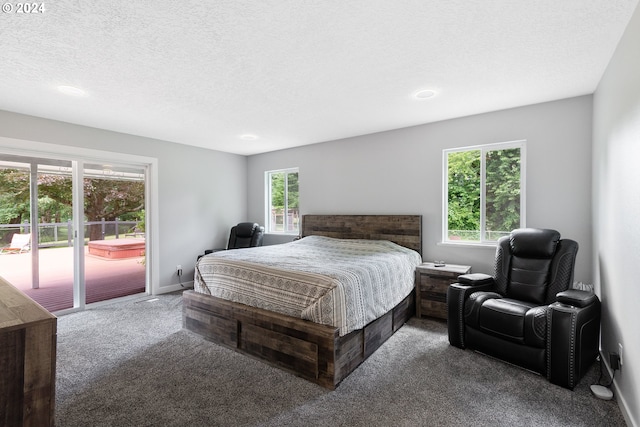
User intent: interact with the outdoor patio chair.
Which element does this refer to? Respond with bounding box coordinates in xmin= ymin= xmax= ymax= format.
xmin=0 ymin=233 xmax=31 ymax=254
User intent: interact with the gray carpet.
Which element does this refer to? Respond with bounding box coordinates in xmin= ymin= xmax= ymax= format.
xmin=55 ymin=291 xmax=626 ymax=426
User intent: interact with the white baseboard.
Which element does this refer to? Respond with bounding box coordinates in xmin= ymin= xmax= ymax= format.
xmin=601 ymin=350 xmax=637 ymax=427
xmin=155 ymin=281 xmax=194 ymax=294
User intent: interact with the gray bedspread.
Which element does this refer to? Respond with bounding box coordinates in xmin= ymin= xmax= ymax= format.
xmin=194 ymin=235 xmax=421 ymax=336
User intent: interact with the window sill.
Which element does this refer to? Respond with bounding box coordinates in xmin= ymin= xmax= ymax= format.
xmin=265 ymin=232 xmax=299 ymax=236
xmin=437 ymin=241 xmax=497 ymax=249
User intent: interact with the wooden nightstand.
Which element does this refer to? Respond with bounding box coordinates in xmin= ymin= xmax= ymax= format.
xmin=415 ymin=262 xmax=471 ymax=320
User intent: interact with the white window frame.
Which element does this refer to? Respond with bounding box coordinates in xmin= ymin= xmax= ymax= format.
xmin=264 ymin=167 xmax=299 ymax=234
xmin=442 ymin=140 xmax=526 ymax=245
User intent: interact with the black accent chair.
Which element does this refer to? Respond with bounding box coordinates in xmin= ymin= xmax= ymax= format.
xmin=225 ymin=222 xmax=264 ymax=249
xmin=199 ymin=222 xmax=265 ymax=260
xmin=447 ymin=228 xmax=601 ymax=389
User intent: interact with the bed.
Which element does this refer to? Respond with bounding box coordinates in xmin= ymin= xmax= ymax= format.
xmin=183 ymin=214 xmax=422 ymax=389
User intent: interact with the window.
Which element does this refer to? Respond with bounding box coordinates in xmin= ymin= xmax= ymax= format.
xmin=265 ymin=168 xmax=299 ymax=234
xmin=443 ymin=141 xmax=525 ymax=244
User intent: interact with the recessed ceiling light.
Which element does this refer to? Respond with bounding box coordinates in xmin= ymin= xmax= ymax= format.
xmin=57 ymin=85 xmax=88 ymax=97
xmin=239 ymin=134 xmax=258 ymax=141
xmin=414 ymin=89 xmax=437 ymax=99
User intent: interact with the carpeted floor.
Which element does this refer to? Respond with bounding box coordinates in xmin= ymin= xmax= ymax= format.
xmin=55 ymin=291 xmax=626 ymax=426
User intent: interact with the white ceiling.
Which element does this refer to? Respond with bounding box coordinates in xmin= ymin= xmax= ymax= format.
xmin=1 ymin=1 xmax=638 ymax=156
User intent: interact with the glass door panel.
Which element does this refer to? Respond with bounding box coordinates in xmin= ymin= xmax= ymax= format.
xmin=36 ymin=161 xmax=75 ymax=310
xmin=0 ymin=159 xmax=35 ymax=298
xmin=0 ymin=156 xmax=76 ymax=311
xmin=83 ymin=163 xmax=146 ymax=304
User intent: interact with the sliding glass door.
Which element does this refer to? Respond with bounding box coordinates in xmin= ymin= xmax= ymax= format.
xmin=0 ymin=154 xmax=147 ymax=313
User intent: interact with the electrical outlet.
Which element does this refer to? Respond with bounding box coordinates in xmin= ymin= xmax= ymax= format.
xmin=610 ymin=352 xmax=621 ymax=371
xmin=619 ymin=343 xmax=624 ymax=367
xmin=176 ymin=265 xmax=182 ymax=276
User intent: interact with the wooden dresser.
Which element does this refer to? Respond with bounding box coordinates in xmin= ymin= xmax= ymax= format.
xmin=415 ymin=262 xmax=471 ymax=320
xmin=0 ymin=277 xmax=56 ymax=427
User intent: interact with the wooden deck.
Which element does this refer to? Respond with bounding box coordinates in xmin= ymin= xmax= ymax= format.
xmin=0 ymin=245 xmax=146 ymax=313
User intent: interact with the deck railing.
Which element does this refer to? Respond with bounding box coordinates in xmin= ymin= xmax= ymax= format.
xmin=0 ymin=219 xmax=141 ymax=248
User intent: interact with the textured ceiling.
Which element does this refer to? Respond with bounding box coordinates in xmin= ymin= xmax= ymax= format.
xmin=1 ymin=1 xmax=638 ymax=155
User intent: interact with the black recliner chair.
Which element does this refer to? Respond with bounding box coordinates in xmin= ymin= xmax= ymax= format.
xmin=447 ymin=228 xmax=601 ymax=389
xmin=199 ymin=222 xmax=265 ymax=260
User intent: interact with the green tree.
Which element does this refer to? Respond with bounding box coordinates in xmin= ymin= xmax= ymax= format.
xmin=37 ymin=174 xmax=73 ymax=223
xmin=447 ymin=150 xmax=480 ymax=237
xmin=83 ymin=178 xmax=145 ymax=241
xmin=447 ymin=147 xmax=521 ymax=241
xmin=0 ymin=168 xmax=144 ymax=242
xmin=0 ymin=169 xmax=30 ymax=227
xmin=269 ymin=171 xmax=299 ymax=232
xmin=486 ymin=148 xmax=521 ymax=237
xmin=270 ymin=172 xmax=299 ymax=209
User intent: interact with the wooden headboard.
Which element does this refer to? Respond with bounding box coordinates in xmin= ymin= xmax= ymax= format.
xmin=301 ymin=214 xmax=422 ymax=255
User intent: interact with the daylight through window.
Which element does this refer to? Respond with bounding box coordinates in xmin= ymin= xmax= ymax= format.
xmin=443 ymin=141 xmax=525 ymax=243
xmin=265 ymin=168 xmax=299 ymax=234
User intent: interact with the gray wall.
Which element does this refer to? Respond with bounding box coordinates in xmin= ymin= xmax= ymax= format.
xmin=248 ymin=95 xmax=594 ymax=283
xmin=593 ymin=2 xmax=640 ymax=425
xmin=0 ymin=110 xmax=247 ymax=292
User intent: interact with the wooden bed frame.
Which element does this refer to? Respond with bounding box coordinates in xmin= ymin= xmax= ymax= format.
xmin=183 ymin=214 xmax=422 ymax=389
